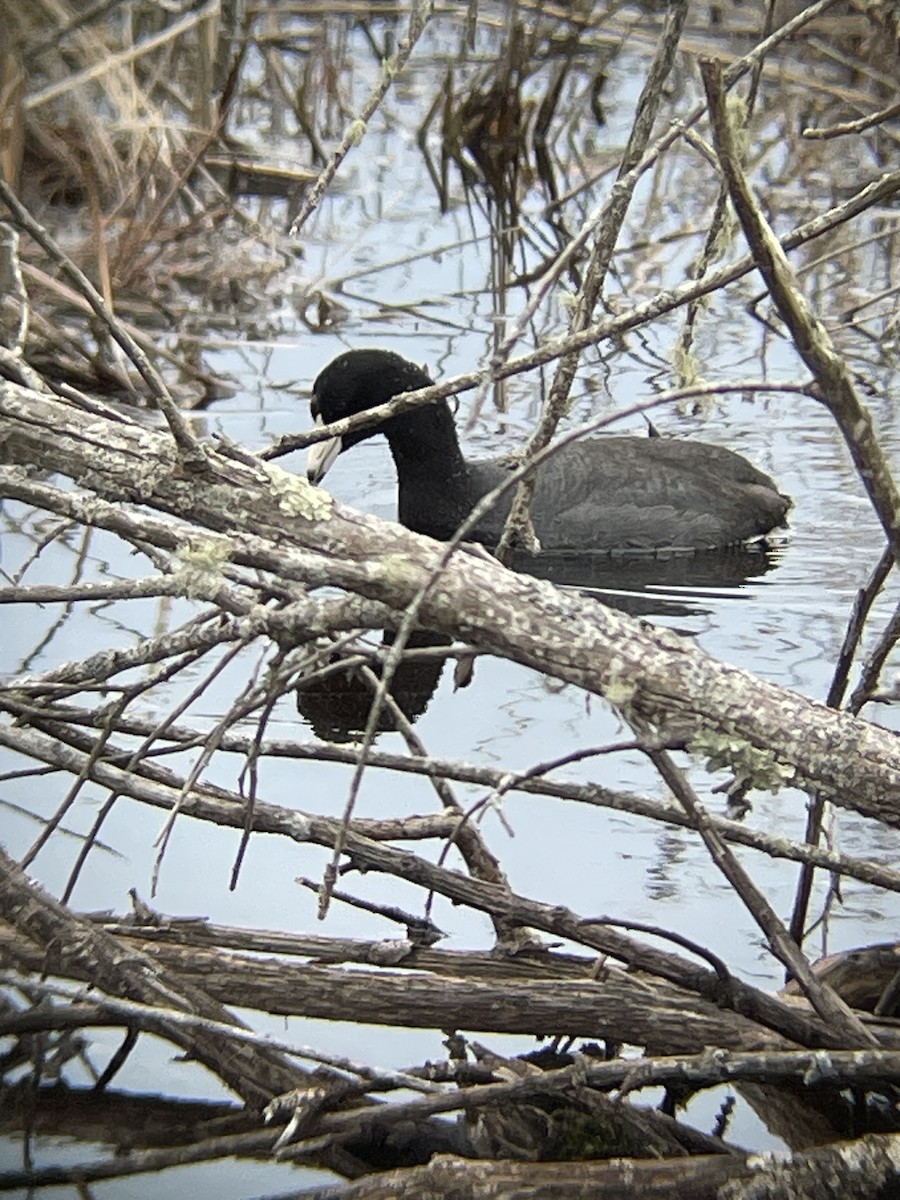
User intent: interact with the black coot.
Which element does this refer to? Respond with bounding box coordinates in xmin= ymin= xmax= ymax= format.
xmin=307 ymin=349 xmax=789 ymax=553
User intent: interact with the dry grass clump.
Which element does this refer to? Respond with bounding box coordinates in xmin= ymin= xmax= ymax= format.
xmin=0 ymin=0 xmax=312 ymax=402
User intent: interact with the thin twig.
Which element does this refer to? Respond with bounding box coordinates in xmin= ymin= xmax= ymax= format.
xmin=700 ymin=58 xmax=900 ymax=565
xmin=289 ymin=0 xmax=435 ymax=235
xmin=640 ymin=736 xmax=877 ymax=1046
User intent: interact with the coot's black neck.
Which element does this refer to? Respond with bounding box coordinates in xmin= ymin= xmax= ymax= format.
xmin=382 ymin=401 xmax=473 ymax=539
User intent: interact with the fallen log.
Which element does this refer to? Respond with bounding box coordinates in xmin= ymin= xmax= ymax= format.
xmin=3 ymin=380 xmax=900 ymax=825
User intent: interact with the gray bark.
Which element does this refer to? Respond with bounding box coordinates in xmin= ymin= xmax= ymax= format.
xmin=3 ymin=381 xmax=900 ymax=826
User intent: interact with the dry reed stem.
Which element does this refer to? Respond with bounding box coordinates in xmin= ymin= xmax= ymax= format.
xmin=289 ymin=0 xmax=435 ymax=235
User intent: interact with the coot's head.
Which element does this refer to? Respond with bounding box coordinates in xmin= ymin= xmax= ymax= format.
xmin=308 ymin=349 xmax=433 ymax=483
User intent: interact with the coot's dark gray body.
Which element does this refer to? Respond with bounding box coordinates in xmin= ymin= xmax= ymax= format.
xmin=308 ymin=349 xmax=789 ymax=554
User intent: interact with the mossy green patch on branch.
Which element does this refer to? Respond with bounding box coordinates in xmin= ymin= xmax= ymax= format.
xmin=268 ymin=465 xmax=333 ymax=520
xmin=603 ymin=663 xmax=639 ymax=709
xmin=375 ymin=552 xmax=421 ymax=589
xmin=174 ymin=536 xmax=232 ymax=597
xmin=689 ymin=728 xmax=796 ymax=792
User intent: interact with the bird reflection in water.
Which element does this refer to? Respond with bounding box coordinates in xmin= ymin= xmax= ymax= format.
xmin=295 ymin=543 xmax=783 ymax=741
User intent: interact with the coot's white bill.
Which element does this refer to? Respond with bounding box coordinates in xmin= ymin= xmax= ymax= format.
xmin=307 ymin=414 xmax=342 ymax=484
